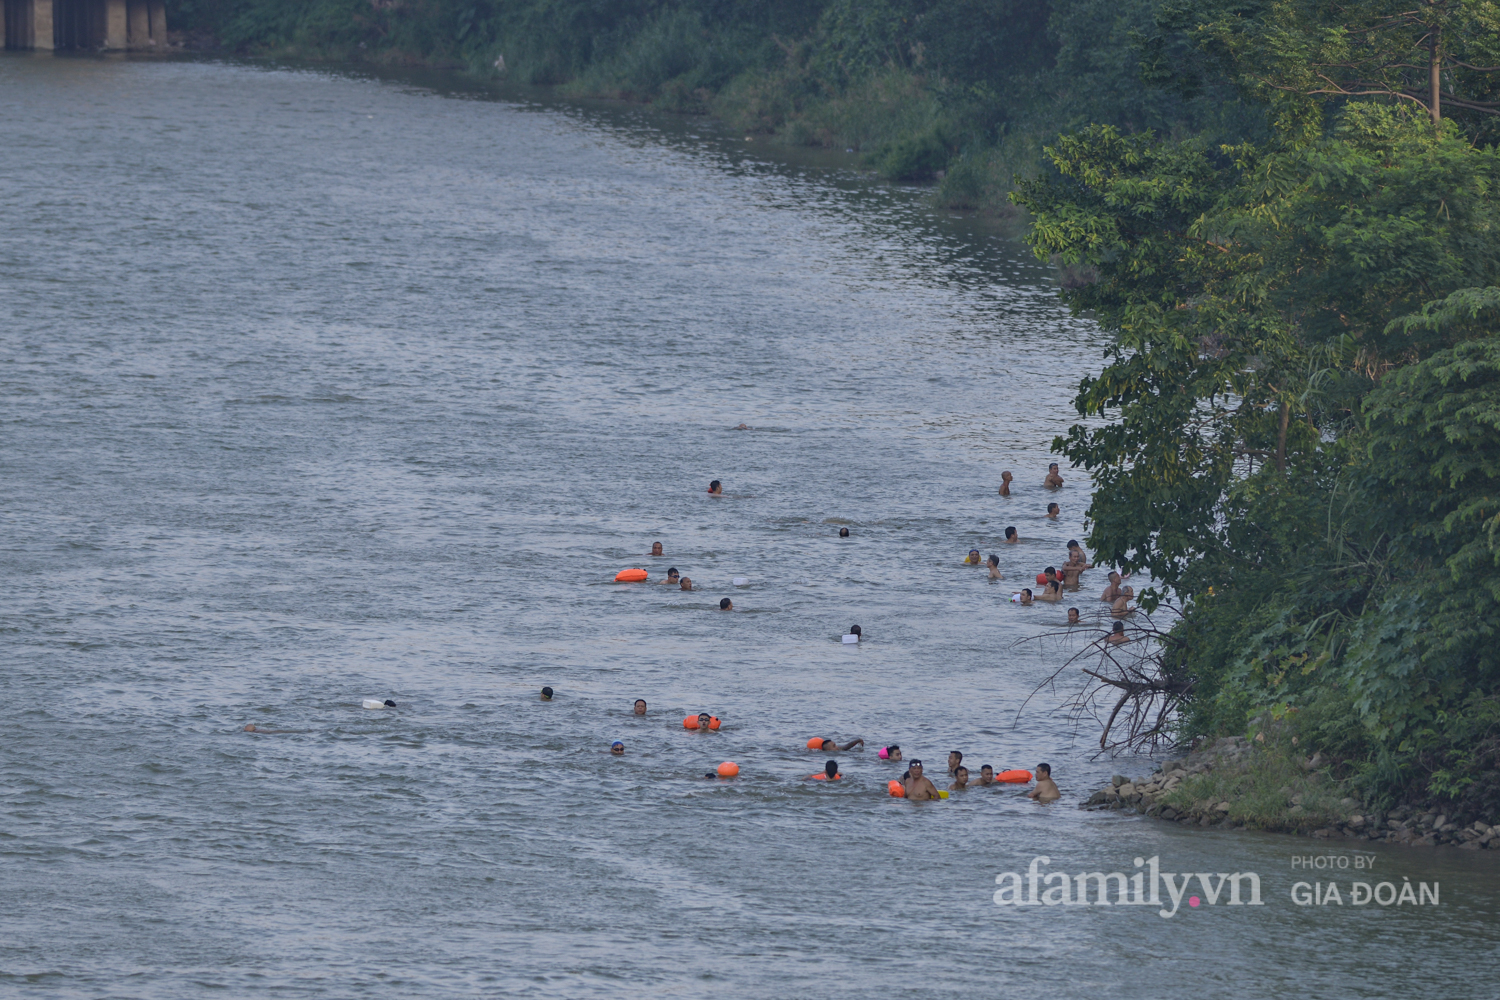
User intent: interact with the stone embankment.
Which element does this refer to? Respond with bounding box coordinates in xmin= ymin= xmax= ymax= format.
xmin=1083 ymin=736 xmax=1500 ymax=849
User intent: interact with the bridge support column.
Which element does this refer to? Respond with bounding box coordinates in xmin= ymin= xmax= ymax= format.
xmin=147 ymin=0 xmax=162 ymax=45
xmin=102 ymin=0 xmax=123 ymax=49
xmin=32 ymin=0 xmax=54 ymax=49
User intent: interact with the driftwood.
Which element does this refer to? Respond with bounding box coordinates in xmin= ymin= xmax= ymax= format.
xmin=1015 ymin=606 xmax=1195 ymax=756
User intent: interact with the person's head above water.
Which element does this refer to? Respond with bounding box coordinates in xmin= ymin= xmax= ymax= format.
xmin=708 ymin=479 xmax=722 ymax=494
xmin=967 ymin=548 xmax=981 ymax=564
xmin=698 ymin=712 xmax=713 ymax=729
xmin=1002 ymin=470 xmax=1013 ymax=482
xmin=824 ymin=760 xmax=839 ymax=779
xmin=719 ymin=597 xmax=732 ymax=610
xmin=849 ymin=624 xmax=861 ymax=637
xmin=839 ymin=527 xmax=850 ymax=537
xmin=1020 ymin=588 xmax=1033 ymax=604
xmin=633 ymin=699 xmax=647 ymax=715
xmin=650 ymin=541 xmax=663 ymax=556
xmin=1112 ymin=621 xmax=1125 ymax=634
xmin=987 ymin=553 xmax=999 ymax=568
xmin=611 ymin=741 xmax=625 ymax=755
xmin=1050 ymin=463 xmax=1059 ymax=473
xmin=680 ymin=576 xmax=692 ymax=590
xmin=665 ymin=567 xmax=679 ymax=581
xmin=952 ymin=766 xmax=969 ymax=786
xmin=1037 ymin=762 xmax=1051 ymax=777
xmin=1067 ymin=607 xmax=1080 ymax=624
xmin=540 ymin=686 xmax=554 ymax=701
xmin=1004 ymin=526 xmax=1018 ymax=542
xmin=880 ymin=744 xmax=902 ymax=761
xmin=948 ymin=750 xmax=963 ymax=772
xmin=1047 ymin=502 xmax=1060 ymax=517
xmin=980 ymin=764 xmax=995 ymax=780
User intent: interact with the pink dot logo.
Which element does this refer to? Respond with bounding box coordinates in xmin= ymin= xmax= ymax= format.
xmin=1188 ymin=895 xmax=1201 ymax=908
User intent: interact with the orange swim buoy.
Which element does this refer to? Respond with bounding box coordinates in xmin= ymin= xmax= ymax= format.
xmin=806 ymin=737 xmax=827 ymax=750
xmin=811 ymin=773 xmax=841 ymax=780
xmin=717 ymin=761 xmax=739 ymax=777
xmin=1035 ymin=572 xmax=1049 ymax=586
xmin=996 ymin=769 xmax=1032 ymax=784
xmin=615 ymin=568 xmax=648 ymax=582
xmin=888 ymin=779 xmax=906 ymax=798
xmin=683 ymin=716 xmax=722 ymax=730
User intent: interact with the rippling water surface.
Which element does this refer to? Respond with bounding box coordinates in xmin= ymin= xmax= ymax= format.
xmin=2 ymin=52 xmax=1496 ymax=999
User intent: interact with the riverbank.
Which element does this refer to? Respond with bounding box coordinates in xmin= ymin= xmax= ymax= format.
xmin=1086 ymin=737 xmax=1500 ymax=850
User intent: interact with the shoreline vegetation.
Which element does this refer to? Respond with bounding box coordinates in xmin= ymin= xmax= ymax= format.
xmin=163 ymin=0 xmax=1500 ymax=838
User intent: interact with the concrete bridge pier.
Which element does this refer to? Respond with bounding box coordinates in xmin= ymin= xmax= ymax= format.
xmin=2 ymin=0 xmax=165 ymax=50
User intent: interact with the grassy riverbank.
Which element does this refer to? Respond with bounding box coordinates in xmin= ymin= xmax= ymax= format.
xmin=163 ymin=0 xmax=1257 ymax=215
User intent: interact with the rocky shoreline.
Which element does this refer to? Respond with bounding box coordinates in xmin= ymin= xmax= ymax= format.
xmin=1083 ymin=736 xmax=1500 ymax=850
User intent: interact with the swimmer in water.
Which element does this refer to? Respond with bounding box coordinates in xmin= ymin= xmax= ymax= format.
xmin=708 ymin=479 xmax=723 ymax=496
xmin=1027 ymin=762 xmax=1061 ymax=802
xmin=1037 ymin=568 xmax=1065 ymax=602
xmin=881 ymin=744 xmax=903 ymax=762
xmin=987 ymin=554 xmax=1003 ymax=580
xmin=976 ymin=764 xmax=997 ymax=786
xmin=1004 ymin=526 xmax=1020 ymax=544
xmin=633 ymin=699 xmax=647 ymax=715
xmin=719 ymin=597 xmax=733 ymax=610
xmin=964 ymin=548 xmax=983 ymax=565
xmin=1100 ymin=571 xmax=1124 ymax=603
xmin=839 ymin=526 xmax=850 ymax=537
xmin=814 ymin=738 xmax=866 ymax=752
xmin=650 ymin=541 xmax=664 ymax=556
xmin=947 ymin=750 xmax=964 ymax=775
xmin=610 ymin=741 xmax=625 ymax=755
xmin=949 ymin=766 xmax=970 ymax=791
xmin=540 ymin=686 xmax=554 ymax=701
xmin=1111 ymin=588 xmax=1135 ymax=618
xmin=1046 ymin=502 xmax=1060 ymax=519
xmin=1062 ymin=541 xmax=1093 ymax=589
xmin=812 ymin=760 xmax=842 ymax=780
xmin=1017 ymin=588 xmax=1034 ymax=605
xmin=902 ymin=760 xmax=942 ymax=801
xmin=999 ymin=470 xmax=1013 ymax=497
xmin=847 ymin=624 xmax=862 ymax=641
xmin=694 ymin=712 xmax=717 ymax=731
xmin=660 ymin=567 xmax=680 ymax=585
xmin=1045 ymin=463 xmax=1064 ymax=488
xmin=1067 ymin=607 xmax=1081 ymax=625
xmin=680 ymin=576 xmax=693 ymax=591
xmin=1105 ymin=621 xmax=1128 ymax=644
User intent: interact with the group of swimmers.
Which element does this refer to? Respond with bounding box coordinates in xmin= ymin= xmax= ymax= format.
xmin=570 ymin=694 xmax=1063 ymax=802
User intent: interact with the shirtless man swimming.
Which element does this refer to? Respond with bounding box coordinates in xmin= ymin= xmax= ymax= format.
xmin=998 ymin=470 xmax=1014 ymax=497
xmin=1027 ymin=762 xmax=1061 ymax=802
xmin=1004 ymin=526 xmax=1020 ymax=544
xmin=680 ymin=576 xmax=693 ymax=591
xmin=1111 ymin=588 xmax=1135 ymax=618
xmin=813 ymin=737 xmax=866 ymax=752
xmin=633 ymin=699 xmax=648 ymax=715
xmin=707 ymin=480 xmax=723 ymax=496
xmin=902 ymin=760 xmax=942 ymax=801
xmin=659 ymin=568 xmax=680 ymax=585
xmin=986 ymin=554 xmax=1003 ymax=580
xmin=1045 ymin=463 xmax=1064 ymax=488
xmin=1016 ymin=588 xmax=1034 ymax=605
xmin=719 ymin=597 xmax=733 ymax=610
xmin=975 ymin=764 xmax=998 ymax=786
xmin=1062 ymin=541 xmax=1093 ymax=589
xmin=650 ymin=541 xmax=664 ymax=556
xmin=1067 ymin=607 xmax=1081 ymax=625
xmin=964 ymin=549 xmax=983 ymax=565
xmin=947 ymin=750 xmax=964 ymax=775
xmin=1099 ymin=571 xmax=1124 ymax=603
xmin=949 ymin=766 xmax=970 ymax=791
xmin=1105 ymin=621 xmax=1128 ymax=644
xmin=1037 ymin=568 xmax=1066 ymax=602
xmin=1046 ymin=502 xmax=1060 ymax=519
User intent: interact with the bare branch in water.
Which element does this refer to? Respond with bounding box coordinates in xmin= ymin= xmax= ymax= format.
xmin=1013 ymin=605 xmax=1194 ymax=757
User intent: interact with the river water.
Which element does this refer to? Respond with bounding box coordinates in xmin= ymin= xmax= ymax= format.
xmin=2 ymin=52 xmax=1495 ymax=999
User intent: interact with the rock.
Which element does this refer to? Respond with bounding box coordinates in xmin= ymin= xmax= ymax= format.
xmin=1434 ymin=814 xmax=1448 ymax=829
xmin=1161 ymin=807 xmax=1178 ymax=820
xmin=1118 ymin=783 xmax=1135 ymax=797
xmin=1291 ymin=793 xmax=1304 ymax=806
xmin=1340 ymin=797 xmax=1359 ymax=808
xmin=1460 ymin=840 xmax=1483 ymax=851
xmin=1349 ymin=815 xmax=1365 ymax=827
xmin=1215 ymin=801 xmax=1231 ymax=812
xmin=1112 ymin=775 xmax=1126 ymax=787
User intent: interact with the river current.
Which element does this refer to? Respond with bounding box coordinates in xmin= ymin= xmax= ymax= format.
xmin=2 ymin=52 xmax=1496 ymax=999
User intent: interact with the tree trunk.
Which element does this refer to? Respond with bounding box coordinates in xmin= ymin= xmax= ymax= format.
xmin=1430 ymin=26 xmax=1442 ymax=124
xmin=1275 ymin=400 xmax=1290 ymax=474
